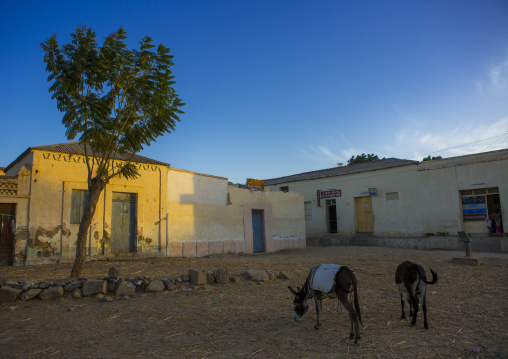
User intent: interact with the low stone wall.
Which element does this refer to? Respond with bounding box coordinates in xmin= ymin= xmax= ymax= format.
xmin=0 ymin=267 xmax=290 ymax=305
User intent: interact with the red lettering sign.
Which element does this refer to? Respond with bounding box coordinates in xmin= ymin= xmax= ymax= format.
xmin=320 ymin=190 xmax=341 ymax=198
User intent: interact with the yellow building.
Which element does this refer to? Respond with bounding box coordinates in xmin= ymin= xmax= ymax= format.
xmin=0 ymin=143 xmax=305 ymax=266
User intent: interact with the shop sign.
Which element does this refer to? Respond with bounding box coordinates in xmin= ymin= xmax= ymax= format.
xmin=247 ymin=178 xmax=264 ymax=190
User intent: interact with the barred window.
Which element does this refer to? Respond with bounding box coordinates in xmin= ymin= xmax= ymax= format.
xmin=304 ymin=201 xmax=312 ymax=221
xmin=280 ymin=186 xmax=289 ymax=193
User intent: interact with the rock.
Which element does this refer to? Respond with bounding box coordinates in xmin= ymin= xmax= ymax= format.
xmin=96 ymin=293 xmax=104 ymax=300
xmin=56 ymin=280 xmax=68 ymax=286
xmin=39 ymin=286 xmax=64 ymax=301
xmin=245 ymin=269 xmax=269 ymax=282
xmin=109 ymin=267 xmax=120 ymax=279
xmin=0 ymin=286 xmax=23 ymax=303
xmin=267 ymin=271 xmax=277 ymax=280
xmin=189 ymin=269 xmax=207 ymax=285
xmin=205 ymin=271 xmax=215 ymax=284
xmin=64 ymin=281 xmax=82 ymax=292
xmin=8 ymin=306 xmax=17 ymax=311
xmin=278 ymin=271 xmax=290 ymax=280
xmin=101 ymin=296 xmax=113 ymax=302
xmin=145 ymin=279 xmax=165 ymax=292
xmin=229 ymin=276 xmax=243 ymax=284
xmin=20 ymin=288 xmax=42 ymax=301
xmin=82 ymin=280 xmax=107 ymax=297
xmin=163 ymin=280 xmax=177 ymax=291
xmin=214 ymin=267 xmax=229 ymax=284
xmin=21 ymin=281 xmax=32 ymax=291
xmin=39 ymin=282 xmax=50 ymax=289
xmin=133 ymin=279 xmax=144 ymax=286
xmin=170 ymin=276 xmax=183 ymax=283
xmin=114 ymin=279 xmax=136 ymax=296
xmin=182 ymin=273 xmax=190 ymax=282
xmin=72 ymin=288 xmax=82 ymax=299
xmin=107 ymin=282 xmax=116 ymax=293
xmin=0 ymin=278 xmax=6 ymax=286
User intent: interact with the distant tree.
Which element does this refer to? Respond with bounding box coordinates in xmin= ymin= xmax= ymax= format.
xmin=41 ymin=26 xmax=185 ymax=279
xmin=347 ymin=153 xmax=382 ymax=165
xmin=422 ymin=155 xmax=443 ymax=161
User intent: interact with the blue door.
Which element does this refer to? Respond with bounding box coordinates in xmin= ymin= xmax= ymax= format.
xmin=111 ymin=192 xmax=137 ymax=253
xmin=252 ymin=210 xmax=264 ymax=252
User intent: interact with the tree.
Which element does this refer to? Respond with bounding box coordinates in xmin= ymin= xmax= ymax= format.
xmin=41 ymin=26 xmax=185 ymax=279
xmin=347 ymin=153 xmax=382 ymax=165
xmin=422 ymin=155 xmax=443 ymax=161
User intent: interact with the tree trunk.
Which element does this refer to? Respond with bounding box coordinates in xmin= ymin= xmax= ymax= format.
xmin=70 ymin=177 xmax=106 ymax=279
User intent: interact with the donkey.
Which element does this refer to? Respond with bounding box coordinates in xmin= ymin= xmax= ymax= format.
xmin=395 ymin=261 xmax=438 ymax=329
xmin=288 ymin=264 xmax=363 ymax=344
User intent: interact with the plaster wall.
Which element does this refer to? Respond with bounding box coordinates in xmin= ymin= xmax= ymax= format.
xmin=18 ymin=150 xmax=168 ymax=264
xmin=166 ymin=169 xmax=305 ymax=257
xmin=269 ymin=150 xmax=508 ymax=241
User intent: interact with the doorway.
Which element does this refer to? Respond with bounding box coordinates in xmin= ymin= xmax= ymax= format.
xmin=355 ymin=196 xmax=373 ymax=232
xmin=111 ymin=192 xmax=137 ymax=254
xmin=0 ymin=204 xmax=15 ymax=266
xmin=252 ymin=210 xmax=264 ymax=252
xmin=326 ymin=199 xmax=337 ymax=233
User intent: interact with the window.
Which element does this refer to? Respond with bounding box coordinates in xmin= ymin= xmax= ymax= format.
xmin=280 ymin=186 xmax=289 ymax=193
xmin=325 ymin=199 xmax=336 ymax=206
xmin=71 ymin=189 xmax=89 ymax=224
xmin=386 ymin=192 xmax=399 ymax=201
xmin=304 ymin=201 xmax=312 ymax=221
xmin=460 ymin=187 xmax=499 ymax=222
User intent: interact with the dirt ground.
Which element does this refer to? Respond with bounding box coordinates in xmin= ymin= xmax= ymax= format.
xmin=0 ymin=246 xmax=507 ymax=359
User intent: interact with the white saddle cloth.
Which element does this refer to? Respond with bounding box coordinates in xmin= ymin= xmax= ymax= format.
xmin=309 ymin=264 xmax=342 ymax=293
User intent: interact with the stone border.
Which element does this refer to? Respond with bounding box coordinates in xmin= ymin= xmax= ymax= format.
xmin=0 ymin=267 xmax=290 ymax=305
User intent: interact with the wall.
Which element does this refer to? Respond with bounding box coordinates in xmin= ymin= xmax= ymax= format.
xmin=269 ymin=150 xmax=508 ymax=245
xmin=166 ymin=168 xmax=306 ymax=257
xmin=6 ymin=149 xmax=306 ymax=265
xmin=0 ymin=167 xmax=31 ymax=265
xmin=13 ymin=150 xmax=168 ymax=265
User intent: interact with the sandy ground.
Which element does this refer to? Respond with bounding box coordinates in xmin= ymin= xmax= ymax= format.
xmin=0 ymin=246 xmax=507 ymax=359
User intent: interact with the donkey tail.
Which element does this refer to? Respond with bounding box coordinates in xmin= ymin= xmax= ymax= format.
xmin=418 ymin=267 xmax=438 ymax=285
xmin=352 ymin=271 xmax=363 ymax=327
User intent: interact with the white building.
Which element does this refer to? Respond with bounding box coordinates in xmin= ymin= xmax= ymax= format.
xmin=265 ymin=149 xmax=508 ymax=252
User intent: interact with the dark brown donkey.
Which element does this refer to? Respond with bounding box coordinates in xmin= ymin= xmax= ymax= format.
xmin=288 ymin=264 xmax=363 ymax=344
xmin=395 ymin=261 xmax=438 ymax=329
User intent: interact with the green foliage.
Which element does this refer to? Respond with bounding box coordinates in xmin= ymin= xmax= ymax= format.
xmin=41 ymin=26 xmax=185 ymax=183
xmin=347 ymin=153 xmax=381 ymax=165
xmin=422 ymin=155 xmax=443 ymax=162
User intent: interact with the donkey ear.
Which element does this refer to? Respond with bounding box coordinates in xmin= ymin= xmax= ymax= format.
xmin=288 ymin=286 xmax=298 ymax=295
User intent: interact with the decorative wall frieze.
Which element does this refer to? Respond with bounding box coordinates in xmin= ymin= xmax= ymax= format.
xmin=41 ymin=152 xmax=159 ymax=171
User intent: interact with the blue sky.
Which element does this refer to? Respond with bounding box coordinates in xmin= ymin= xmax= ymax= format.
xmin=1 ymin=1 xmax=507 ymax=183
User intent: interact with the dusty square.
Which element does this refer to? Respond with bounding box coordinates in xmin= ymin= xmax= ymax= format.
xmin=1 ymin=246 xmax=507 ymax=359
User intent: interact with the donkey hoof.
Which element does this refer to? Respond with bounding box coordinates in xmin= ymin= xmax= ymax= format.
xmin=424 ymin=324 xmax=429 ymax=330
xmin=314 ymin=324 xmax=321 ymax=330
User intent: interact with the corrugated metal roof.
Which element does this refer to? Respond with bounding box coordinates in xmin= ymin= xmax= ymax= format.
xmin=264 ymin=158 xmax=418 ymax=185
xmin=6 ymin=142 xmax=169 ymax=172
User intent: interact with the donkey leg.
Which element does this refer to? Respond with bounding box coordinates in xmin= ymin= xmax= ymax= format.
xmin=419 ymin=283 xmax=429 ymax=329
xmin=404 ymin=282 xmax=419 ymax=326
xmin=400 ymin=292 xmax=406 ymax=319
xmin=338 ymin=292 xmax=360 ymax=344
xmin=314 ymin=297 xmax=322 ymax=329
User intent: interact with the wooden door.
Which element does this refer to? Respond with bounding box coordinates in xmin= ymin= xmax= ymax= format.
xmin=355 ymin=197 xmax=373 ymax=232
xmin=111 ymin=193 xmax=137 ymax=253
xmin=252 ymin=210 xmax=264 ymax=252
